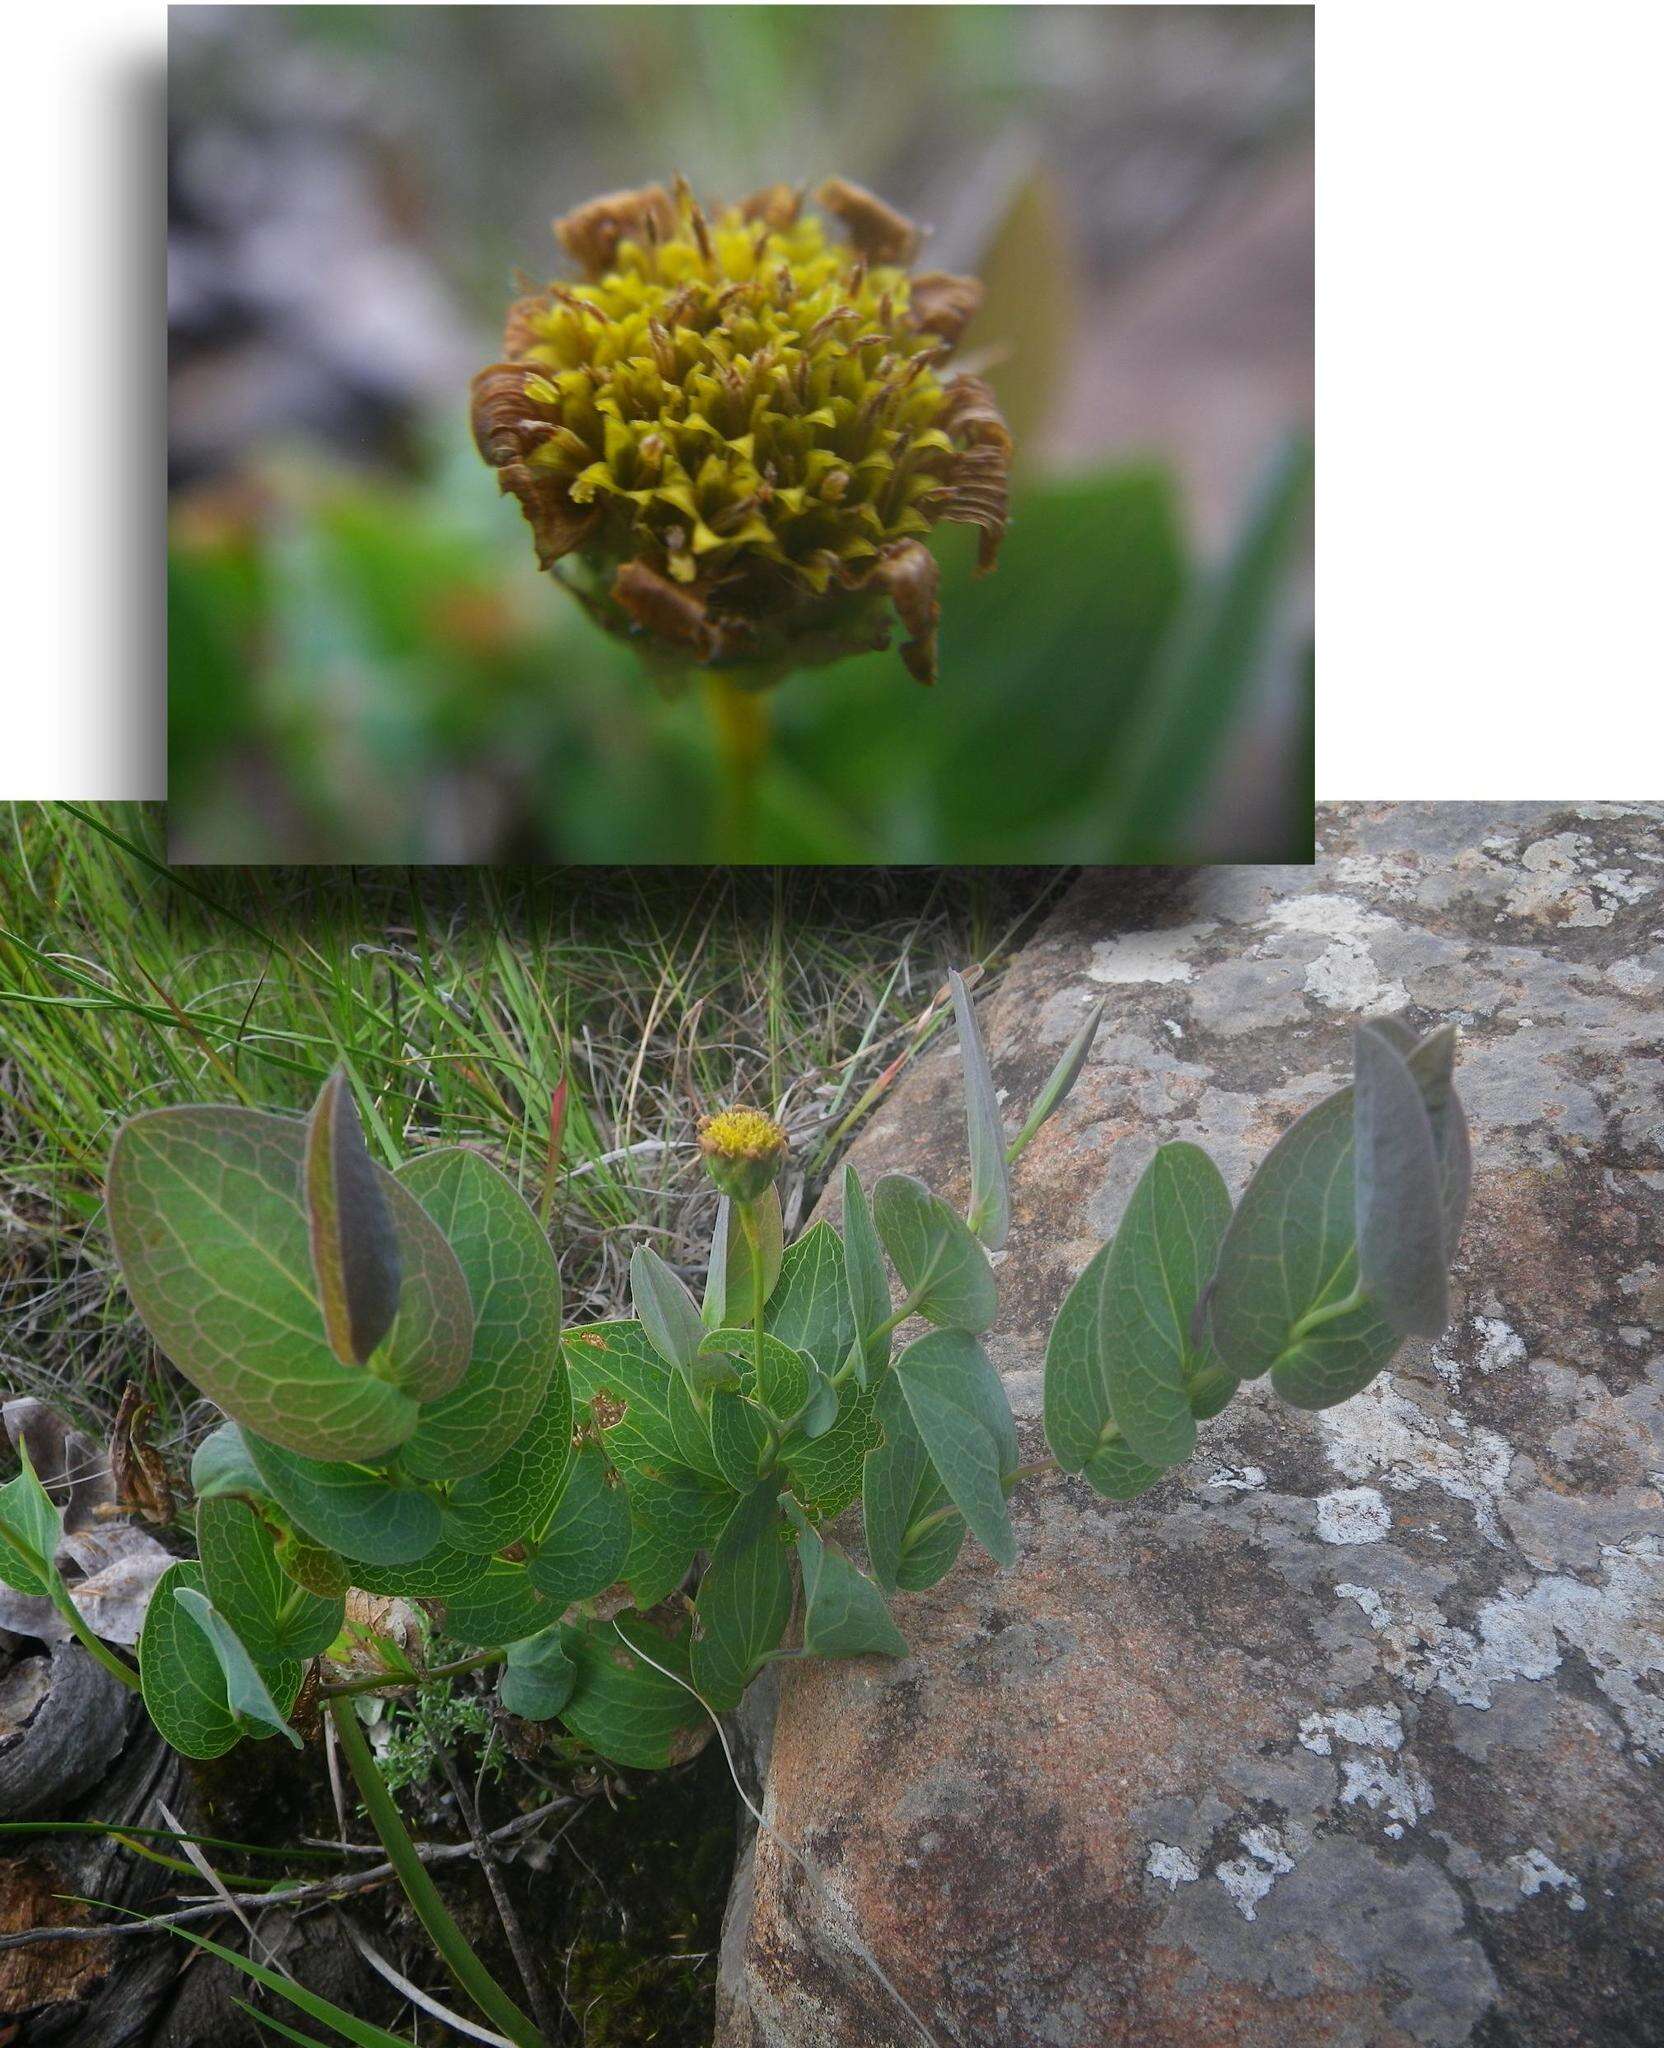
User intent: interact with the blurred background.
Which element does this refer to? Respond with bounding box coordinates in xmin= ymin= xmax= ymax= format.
xmin=167 ymin=3 xmax=1314 ymax=863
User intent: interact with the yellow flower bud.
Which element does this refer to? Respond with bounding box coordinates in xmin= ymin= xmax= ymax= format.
xmin=697 ymin=1107 xmax=789 ymax=1203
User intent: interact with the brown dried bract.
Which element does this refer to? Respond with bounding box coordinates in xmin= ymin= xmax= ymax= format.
xmin=908 ymin=271 xmax=985 ymax=348
xmin=871 ymin=540 xmax=943 ymax=687
xmin=815 ymin=177 xmax=922 ymax=266
xmin=740 ymin=182 xmax=802 ymax=231
xmin=934 ymin=374 xmax=1014 ymax=575
xmin=612 ymin=561 xmax=754 ymax=664
xmin=470 ymin=362 xmax=600 ymax=569
xmin=553 ymin=184 xmax=678 ymax=277
xmin=108 ymin=1383 xmax=173 ymax=1525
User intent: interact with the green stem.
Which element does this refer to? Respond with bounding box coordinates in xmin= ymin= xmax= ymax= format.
xmin=740 ymin=1202 xmax=766 ymax=1380
xmin=831 ymin=1287 xmax=927 ymax=1389
xmin=898 ymin=1503 xmax=959 ymax=1554
xmin=705 ymin=670 xmax=770 ymax=862
xmin=327 ymin=1697 xmax=548 ymax=2048
xmin=1287 ymin=1284 xmax=1366 ymax=1344
xmin=57 ymin=1595 xmax=142 ymax=1692
xmin=0 ymin=1522 xmax=143 ymax=1694
xmin=318 ymin=1648 xmax=503 ymax=1701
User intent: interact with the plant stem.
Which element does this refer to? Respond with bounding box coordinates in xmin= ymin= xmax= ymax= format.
xmin=1288 ymin=1283 xmax=1366 ymax=1344
xmin=326 ymin=1696 xmax=548 ymax=2048
xmin=705 ymin=671 xmax=769 ymax=862
xmin=741 ymin=1201 xmax=766 ymax=1380
xmin=318 ymin=1648 xmax=503 ymax=1701
xmin=44 ymin=1582 xmax=141 ymax=1692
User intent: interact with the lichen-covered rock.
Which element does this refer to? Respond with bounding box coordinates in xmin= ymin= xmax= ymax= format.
xmin=717 ymin=803 xmax=1664 ymax=2048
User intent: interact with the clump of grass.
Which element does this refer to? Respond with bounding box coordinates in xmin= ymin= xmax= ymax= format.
xmin=0 ymin=802 xmax=1059 ymax=1460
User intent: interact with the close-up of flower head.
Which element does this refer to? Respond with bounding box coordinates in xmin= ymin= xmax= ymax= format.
xmin=471 ymin=176 xmax=1012 ymax=691
xmin=697 ymin=1104 xmax=790 ymax=1202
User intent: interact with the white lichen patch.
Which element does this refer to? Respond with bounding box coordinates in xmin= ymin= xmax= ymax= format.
xmin=1316 ymin=1485 xmax=1392 ymax=1544
xmin=1333 ymin=1582 xmax=1558 ymax=1710
xmin=1265 ymin=893 xmax=1394 ymax=941
xmin=1432 ymin=1313 xmax=1527 ymax=1391
xmin=1507 ymin=1847 xmax=1586 ymax=1910
xmin=1215 ymin=1824 xmax=1296 ymax=1921
xmin=1260 ymin=893 xmax=1410 ymax=1011
xmin=1339 ymin=1752 xmax=1433 ymax=1829
xmin=1474 ymin=1317 xmax=1528 ymax=1374
xmin=1204 ymin=1464 xmax=1267 ymax=1494
xmin=1609 ymin=956 xmax=1659 ymax=994
xmin=1086 ymin=926 xmax=1211 ymax=986
xmin=1331 ymin=853 xmax=1423 ymax=901
xmin=1298 ymin=1704 xmax=1405 ymax=1755
xmin=1334 ymin=1550 xmax=1664 ymax=1752
xmin=1317 ymin=1379 xmax=1513 ymax=1545
xmin=1502 ymin=833 xmax=1656 ymax=928
xmin=1145 ymin=1842 xmax=1200 ymax=1890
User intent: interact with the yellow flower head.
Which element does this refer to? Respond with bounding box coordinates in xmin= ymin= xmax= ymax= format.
xmin=472 ymin=177 xmax=1012 ymax=690
xmin=697 ymin=1106 xmax=789 ymax=1202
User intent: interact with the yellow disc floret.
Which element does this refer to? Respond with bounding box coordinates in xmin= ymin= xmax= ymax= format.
xmin=472 ymin=177 xmax=1011 ymax=690
xmin=697 ymin=1106 xmax=789 ymax=1202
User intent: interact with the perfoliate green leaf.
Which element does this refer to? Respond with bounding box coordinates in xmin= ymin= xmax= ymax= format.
xmin=107 ymin=1107 xmax=471 ymax=1461
xmin=704 ymin=1190 xmax=783 ymax=1328
xmin=0 ymin=1439 xmax=64 ymax=1599
xmin=689 ymin=1483 xmax=793 ymax=1713
xmin=1043 ymin=1142 xmax=1230 ymax=1472
xmin=305 ymin=1068 xmax=403 ymax=1370
xmin=781 ymin=1495 xmax=907 ymax=1660
xmin=198 ymin=1495 xmax=341 ymax=1663
xmin=274 ymin=1530 xmax=352 ymax=1599
xmin=246 ymin=1433 xmax=442 ymax=1568
xmin=1405 ymin=1024 xmax=1472 ymax=1258
xmin=862 ymin=1375 xmax=964 ymax=1594
xmin=1353 ymin=1022 xmax=1450 ymax=1339
xmin=781 ymin=1381 xmax=882 ymax=1520
xmin=563 ymin=1321 xmax=689 ymax=1477
xmin=172 ymin=1586 xmax=302 ymax=1748
xmin=893 ymin=1329 xmax=1018 ymax=1567
xmin=950 ymin=971 xmax=1011 ymax=1252
xmin=499 ymin=1626 xmax=576 ymax=1722
xmin=189 ymin=1421 xmax=266 ymax=1503
xmin=395 ymin=1147 xmax=564 ymax=1480
xmin=1207 ymin=1085 xmax=1402 ymax=1410
xmin=441 ymin=1560 xmax=557 ymax=1649
xmin=631 ymin=1245 xmax=706 ymax=1373
xmin=761 ymin=1221 xmax=855 ymax=1379
xmin=1081 ymin=1436 xmax=1164 ymax=1501
xmin=872 ymin=1175 xmax=998 ymax=1334
xmin=525 ymin=1446 xmax=632 ymax=1608
xmin=562 ymin=1319 xmax=739 ymax=1604
xmin=616 ymin=1463 xmax=736 ymax=1609
xmin=840 ymin=1167 xmax=891 ymax=1384
xmin=140 ymin=1562 xmax=240 ymax=1760
xmin=1185 ymin=1365 xmax=1239 ymax=1422
xmin=437 ymin=1366 xmax=573 ymax=1555
xmin=701 ymin=1197 xmax=731 ymax=1328
xmin=1008 ymin=999 xmax=1105 ymax=1163
xmin=702 ymin=1328 xmax=810 ymax=1422
xmin=708 ymin=1391 xmax=776 ymax=1492
xmin=666 ymin=1371 xmax=728 ymax=1482
xmin=796 ymin=1373 xmax=841 ymax=1440
xmin=559 ymin=1614 xmax=706 ymax=1771
xmin=347 ymin=1543 xmax=493 ymax=1601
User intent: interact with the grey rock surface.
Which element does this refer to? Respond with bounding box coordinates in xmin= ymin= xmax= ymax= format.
xmin=716 ymin=802 xmax=1664 ymax=2048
